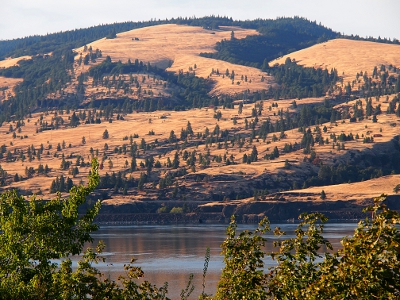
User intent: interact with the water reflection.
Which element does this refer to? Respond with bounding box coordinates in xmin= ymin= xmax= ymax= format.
xmin=82 ymin=223 xmax=356 ymax=299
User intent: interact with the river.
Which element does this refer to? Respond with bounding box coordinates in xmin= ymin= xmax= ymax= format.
xmin=82 ymin=223 xmax=356 ymax=299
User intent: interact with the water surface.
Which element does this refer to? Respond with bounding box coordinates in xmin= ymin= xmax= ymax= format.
xmin=84 ymin=223 xmax=356 ymax=299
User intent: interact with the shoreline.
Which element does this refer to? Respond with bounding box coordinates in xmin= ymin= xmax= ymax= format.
xmin=91 ymin=194 xmax=400 ymax=225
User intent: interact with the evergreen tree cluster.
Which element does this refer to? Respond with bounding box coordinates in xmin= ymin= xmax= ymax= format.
xmin=350 ymin=67 xmax=400 ymax=99
xmin=269 ymin=58 xmax=339 ymax=99
xmin=50 ymin=175 xmax=74 ymax=193
xmin=200 ymin=17 xmax=338 ymax=67
xmin=98 ymin=171 xmax=135 ymax=194
xmin=302 ymin=136 xmax=400 ymax=188
xmin=89 ymin=58 xmax=214 ymax=111
xmin=0 ymin=50 xmax=75 ymax=123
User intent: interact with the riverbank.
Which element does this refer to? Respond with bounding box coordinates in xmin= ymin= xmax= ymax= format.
xmin=93 ymin=194 xmax=400 ymax=225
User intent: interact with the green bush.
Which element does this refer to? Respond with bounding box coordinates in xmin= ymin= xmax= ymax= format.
xmin=0 ymin=159 xmax=169 ymax=299
xmin=170 ymin=207 xmax=183 ymax=214
xmin=157 ymin=206 xmax=169 ymax=213
xmin=212 ymin=194 xmax=400 ymax=300
xmin=1 ymin=160 xmax=400 ymax=299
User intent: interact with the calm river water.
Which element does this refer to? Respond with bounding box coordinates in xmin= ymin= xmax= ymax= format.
xmin=83 ymin=223 xmax=356 ymax=299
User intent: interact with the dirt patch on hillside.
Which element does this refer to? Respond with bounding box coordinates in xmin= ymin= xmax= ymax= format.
xmin=281 ymin=174 xmax=400 ymax=202
xmin=0 ymin=76 xmax=23 ymax=100
xmin=0 ymin=56 xmax=31 ymax=68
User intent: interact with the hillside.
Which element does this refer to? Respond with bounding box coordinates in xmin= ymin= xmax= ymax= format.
xmin=0 ymin=18 xmax=399 ymax=221
xmin=71 ymin=24 xmax=275 ymax=97
xmin=0 ymin=56 xmax=31 ymax=100
xmin=1 ymin=92 xmax=400 ymax=212
xmin=270 ymin=39 xmax=400 ymax=85
xmin=0 ymin=17 xmax=339 ymax=122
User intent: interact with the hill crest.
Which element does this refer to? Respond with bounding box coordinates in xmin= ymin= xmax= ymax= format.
xmin=270 ymin=38 xmax=400 ymax=84
xmin=72 ymin=24 xmax=274 ymax=96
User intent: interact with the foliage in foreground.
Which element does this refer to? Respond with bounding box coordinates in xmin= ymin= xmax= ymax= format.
xmin=0 ymin=159 xmax=169 ymax=299
xmin=212 ymin=194 xmax=400 ymax=300
xmin=0 ymin=160 xmax=399 ymax=299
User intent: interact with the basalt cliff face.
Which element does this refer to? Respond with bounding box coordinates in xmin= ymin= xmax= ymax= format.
xmin=93 ymin=195 xmax=400 ymax=224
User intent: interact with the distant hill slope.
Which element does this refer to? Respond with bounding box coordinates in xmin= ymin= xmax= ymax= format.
xmin=0 ymin=56 xmax=31 ymax=100
xmin=199 ymin=18 xmax=338 ymax=67
xmin=281 ymin=174 xmax=400 ymax=202
xmin=0 ymin=16 xmax=336 ymax=60
xmin=72 ymin=24 xmax=275 ymax=96
xmin=0 ymin=17 xmax=339 ymax=120
xmin=74 ymin=24 xmax=258 ymax=69
xmin=1 ymin=18 xmax=400 ymax=217
xmin=0 ymin=20 xmax=170 ymax=59
xmin=270 ymin=39 xmax=400 ymax=84
xmin=0 ymin=17 xmax=398 ymax=123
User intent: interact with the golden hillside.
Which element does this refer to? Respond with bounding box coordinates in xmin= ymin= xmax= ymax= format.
xmin=71 ymin=24 xmax=275 ymax=96
xmin=1 ymin=26 xmax=400 ymax=216
xmin=1 ymin=92 xmax=399 ymax=205
xmin=0 ymin=56 xmax=31 ymax=69
xmin=270 ymin=39 xmax=400 ymax=84
xmin=0 ymin=56 xmax=31 ymax=100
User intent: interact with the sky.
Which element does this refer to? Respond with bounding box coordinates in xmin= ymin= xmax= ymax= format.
xmin=1 ymin=0 xmax=399 ymax=41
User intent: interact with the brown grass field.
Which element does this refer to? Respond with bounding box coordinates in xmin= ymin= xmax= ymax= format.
xmin=0 ymin=56 xmax=30 ymax=99
xmin=0 ymin=77 xmax=23 ymax=100
xmin=282 ymin=174 xmax=400 ymax=202
xmin=71 ymin=24 xmax=275 ymax=96
xmin=1 ymin=27 xmax=400 ymax=208
xmin=0 ymin=56 xmax=31 ymax=69
xmin=270 ymin=39 xmax=400 ymax=85
xmin=1 ymin=92 xmax=399 ymax=204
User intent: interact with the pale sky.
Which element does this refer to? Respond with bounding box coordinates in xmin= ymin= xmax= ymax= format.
xmin=1 ymin=0 xmax=399 ymax=41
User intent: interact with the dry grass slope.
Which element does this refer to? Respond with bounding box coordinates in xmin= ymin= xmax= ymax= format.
xmin=73 ymin=24 xmax=275 ymax=96
xmin=1 ymin=31 xmax=400 ymax=209
xmin=1 ymin=93 xmax=400 ymax=205
xmin=270 ymin=39 xmax=400 ymax=84
xmin=0 ymin=56 xmax=31 ymax=100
